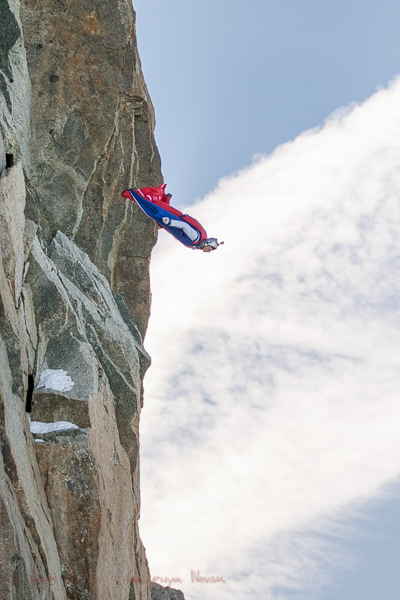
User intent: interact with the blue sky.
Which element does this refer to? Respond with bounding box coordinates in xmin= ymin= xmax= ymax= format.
xmin=134 ymin=0 xmax=400 ymax=204
xmin=317 ymin=486 xmax=400 ymax=600
xmin=132 ymin=2 xmax=400 ymax=599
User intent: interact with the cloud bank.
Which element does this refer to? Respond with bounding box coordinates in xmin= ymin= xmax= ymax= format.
xmin=139 ymin=77 xmax=400 ymax=600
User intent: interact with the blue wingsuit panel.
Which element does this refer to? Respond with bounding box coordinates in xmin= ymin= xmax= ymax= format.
xmin=129 ymin=190 xmax=197 ymax=247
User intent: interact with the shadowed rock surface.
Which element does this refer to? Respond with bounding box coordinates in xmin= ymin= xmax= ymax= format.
xmin=0 ymin=0 xmax=186 ymax=598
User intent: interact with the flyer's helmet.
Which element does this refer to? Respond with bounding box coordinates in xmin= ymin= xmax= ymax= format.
xmin=202 ymin=238 xmax=224 ymax=251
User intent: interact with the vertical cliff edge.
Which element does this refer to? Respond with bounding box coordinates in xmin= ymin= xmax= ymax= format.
xmin=0 ymin=0 xmax=183 ymax=598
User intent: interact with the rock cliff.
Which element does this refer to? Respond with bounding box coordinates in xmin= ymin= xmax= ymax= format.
xmin=0 ymin=0 xmax=184 ymax=598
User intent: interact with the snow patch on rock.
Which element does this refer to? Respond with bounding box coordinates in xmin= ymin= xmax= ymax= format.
xmin=36 ymin=369 xmax=75 ymax=393
xmin=29 ymin=420 xmax=79 ymax=434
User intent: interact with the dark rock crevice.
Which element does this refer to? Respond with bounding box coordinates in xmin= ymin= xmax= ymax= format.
xmin=25 ymin=374 xmax=34 ymax=412
xmin=6 ymin=152 xmax=14 ymax=168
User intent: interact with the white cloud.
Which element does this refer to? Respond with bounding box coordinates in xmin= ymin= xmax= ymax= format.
xmin=139 ymin=77 xmax=400 ymax=599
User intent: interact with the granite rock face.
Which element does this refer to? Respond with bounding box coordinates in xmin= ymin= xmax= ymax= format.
xmin=0 ymin=167 xmax=152 ymax=597
xmin=0 ymin=0 xmax=31 ymax=172
xmin=21 ymin=0 xmax=161 ymax=337
xmin=0 ymin=0 xmax=185 ymax=598
xmin=0 ymin=163 xmax=70 ymax=600
xmin=28 ymin=231 xmax=150 ymax=476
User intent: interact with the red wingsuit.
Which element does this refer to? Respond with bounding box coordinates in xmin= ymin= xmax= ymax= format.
xmin=126 ymin=184 xmax=208 ymax=248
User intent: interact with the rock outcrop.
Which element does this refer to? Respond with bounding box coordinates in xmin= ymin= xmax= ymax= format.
xmin=151 ymin=583 xmax=185 ymax=600
xmin=0 ymin=0 xmax=185 ymax=598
